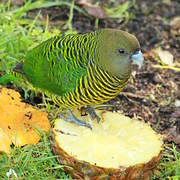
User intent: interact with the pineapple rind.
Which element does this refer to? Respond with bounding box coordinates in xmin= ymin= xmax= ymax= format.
xmin=52 ymin=111 xmax=162 ymax=179
xmin=54 ymin=111 xmax=162 ymax=168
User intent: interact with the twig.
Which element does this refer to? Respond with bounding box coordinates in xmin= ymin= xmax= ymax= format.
xmin=152 ymin=65 xmax=180 ymax=72
xmin=119 ymin=92 xmax=146 ymax=100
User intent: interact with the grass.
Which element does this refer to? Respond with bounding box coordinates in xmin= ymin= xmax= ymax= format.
xmin=152 ymin=144 xmax=180 ymax=180
xmin=0 ymin=1 xmax=73 ymax=179
xmin=0 ymin=133 xmax=71 ymax=179
xmin=0 ymin=0 xmax=179 ymax=179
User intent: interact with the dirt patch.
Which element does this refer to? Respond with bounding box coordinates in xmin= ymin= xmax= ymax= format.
xmin=26 ymin=0 xmax=180 ymax=149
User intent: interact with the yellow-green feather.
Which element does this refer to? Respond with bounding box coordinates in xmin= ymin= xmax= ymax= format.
xmin=23 ymin=29 xmax=133 ymax=108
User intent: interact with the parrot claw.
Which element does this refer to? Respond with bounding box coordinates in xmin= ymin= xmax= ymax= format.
xmin=58 ymin=109 xmax=92 ymax=129
xmin=82 ymin=106 xmax=101 ymax=123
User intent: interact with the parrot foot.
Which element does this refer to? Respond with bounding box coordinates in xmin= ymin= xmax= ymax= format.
xmin=58 ymin=109 xmax=92 ymax=129
xmin=81 ymin=106 xmax=101 ymax=123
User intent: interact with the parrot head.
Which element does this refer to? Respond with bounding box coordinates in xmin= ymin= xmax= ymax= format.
xmin=98 ymin=29 xmax=143 ymax=78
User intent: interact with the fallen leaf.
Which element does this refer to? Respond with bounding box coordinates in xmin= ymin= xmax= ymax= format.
xmin=170 ymin=16 xmax=180 ymax=37
xmin=175 ymin=99 xmax=180 ymax=107
xmin=0 ymin=88 xmax=50 ymax=154
xmin=174 ymin=135 xmax=180 ymax=145
xmin=77 ymin=0 xmax=106 ymax=19
xmin=170 ymin=16 xmax=180 ymax=30
xmin=154 ymin=48 xmax=174 ymax=66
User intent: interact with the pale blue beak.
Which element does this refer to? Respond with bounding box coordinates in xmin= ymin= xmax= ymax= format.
xmin=131 ymin=50 xmax=143 ymax=68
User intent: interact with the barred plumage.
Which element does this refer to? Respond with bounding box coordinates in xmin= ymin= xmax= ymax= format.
xmin=53 ymin=63 xmax=129 ymax=108
xmin=23 ymin=29 xmax=141 ymax=108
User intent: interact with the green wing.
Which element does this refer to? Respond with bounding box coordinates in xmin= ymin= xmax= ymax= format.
xmin=23 ymin=34 xmax=88 ymax=96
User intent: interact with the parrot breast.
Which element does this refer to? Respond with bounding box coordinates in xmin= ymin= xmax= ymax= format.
xmin=23 ymin=29 xmax=133 ymax=108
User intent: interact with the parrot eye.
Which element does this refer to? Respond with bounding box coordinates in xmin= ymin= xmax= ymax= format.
xmin=118 ymin=48 xmax=125 ymax=54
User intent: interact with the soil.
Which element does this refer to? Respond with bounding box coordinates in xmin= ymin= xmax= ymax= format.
xmin=25 ymin=0 xmax=180 ymax=150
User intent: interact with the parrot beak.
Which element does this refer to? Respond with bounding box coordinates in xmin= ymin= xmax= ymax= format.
xmin=131 ymin=50 xmax=143 ymax=69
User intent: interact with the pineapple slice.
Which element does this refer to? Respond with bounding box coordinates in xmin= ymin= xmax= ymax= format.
xmin=52 ymin=110 xmax=163 ymax=179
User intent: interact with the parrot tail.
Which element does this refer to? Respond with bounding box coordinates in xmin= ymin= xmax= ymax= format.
xmin=0 ymin=62 xmax=25 ymax=86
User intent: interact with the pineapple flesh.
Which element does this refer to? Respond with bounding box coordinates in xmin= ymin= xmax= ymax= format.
xmin=53 ymin=110 xmax=163 ymax=179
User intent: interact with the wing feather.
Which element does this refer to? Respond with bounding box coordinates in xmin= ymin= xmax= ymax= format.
xmin=23 ymin=34 xmax=88 ymax=96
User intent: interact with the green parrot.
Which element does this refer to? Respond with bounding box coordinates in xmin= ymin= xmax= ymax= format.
xmin=21 ymin=28 xmax=143 ymax=128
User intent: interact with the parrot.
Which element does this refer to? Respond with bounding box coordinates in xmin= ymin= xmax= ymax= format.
xmin=21 ymin=28 xmax=143 ymax=128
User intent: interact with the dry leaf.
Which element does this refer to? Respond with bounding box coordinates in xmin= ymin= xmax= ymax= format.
xmin=77 ymin=0 xmax=106 ymax=19
xmin=0 ymin=88 xmax=50 ymax=154
xmin=175 ymin=99 xmax=180 ymax=107
xmin=154 ymin=48 xmax=174 ymax=66
xmin=170 ymin=16 xmax=180 ymax=30
xmin=170 ymin=16 xmax=180 ymax=37
xmin=174 ymin=135 xmax=180 ymax=145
